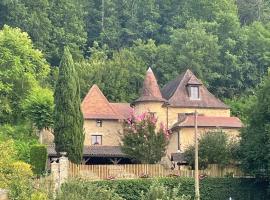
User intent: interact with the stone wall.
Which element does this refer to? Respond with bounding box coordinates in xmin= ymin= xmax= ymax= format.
xmin=84 ymin=119 xmax=123 ymax=146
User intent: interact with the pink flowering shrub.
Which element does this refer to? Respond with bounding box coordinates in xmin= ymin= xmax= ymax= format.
xmin=121 ymin=111 xmax=169 ymax=164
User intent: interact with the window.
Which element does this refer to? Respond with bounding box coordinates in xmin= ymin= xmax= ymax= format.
xmin=190 ymin=86 xmax=199 ymax=100
xmin=96 ymin=119 xmax=102 ymax=127
xmin=91 ymin=135 xmax=102 ymax=145
xmin=149 ymin=112 xmax=156 ymax=118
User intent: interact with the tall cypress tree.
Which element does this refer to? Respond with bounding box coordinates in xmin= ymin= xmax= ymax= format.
xmin=54 ymin=47 xmax=84 ymax=164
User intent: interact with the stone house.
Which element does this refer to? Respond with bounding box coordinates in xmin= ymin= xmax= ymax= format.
xmin=47 ymin=68 xmax=242 ymax=165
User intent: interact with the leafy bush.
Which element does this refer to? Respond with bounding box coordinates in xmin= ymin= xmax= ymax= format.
xmin=30 ymin=191 xmax=48 ymax=200
xmin=8 ymin=161 xmax=34 ymax=200
xmin=56 ymin=179 xmax=123 ymax=200
xmin=184 ymin=131 xmax=235 ymax=169
xmin=0 ymin=123 xmax=38 ymax=163
xmin=92 ymin=177 xmax=268 ymax=200
xmin=0 ymin=140 xmax=35 ymax=200
xmin=30 ymin=144 xmax=48 ymax=176
xmin=140 ymin=180 xmax=191 ymax=200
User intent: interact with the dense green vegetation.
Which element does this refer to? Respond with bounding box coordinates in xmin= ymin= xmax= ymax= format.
xmin=1 ymin=0 xmax=270 ymax=102
xmin=30 ymin=145 xmax=48 ymax=176
xmin=0 ymin=140 xmax=50 ymax=200
xmin=59 ymin=178 xmax=269 ymax=200
xmin=184 ymin=131 xmax=240 ymax=169
xmin=240 ymin=72 xmax=270 ymax=177
xmin=54 ymin=47 xmax=85 ymax=164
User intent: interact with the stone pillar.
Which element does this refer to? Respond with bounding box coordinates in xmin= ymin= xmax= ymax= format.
xmin=59 ymin=152 xmax=69 ymax=186
xmin=0 ymin=189 xmax=9 ymax=200
xmin=51 ymin=158 xmax=60 ymax=191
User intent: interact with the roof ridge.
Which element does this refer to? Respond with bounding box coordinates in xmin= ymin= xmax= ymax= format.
xmin=161 ymin=70 xmax=187 ymax=100
xmin=82 ymin=84 xmax=124 ymax=119
xmin=170 ymin=69 xmax=190 ymax=99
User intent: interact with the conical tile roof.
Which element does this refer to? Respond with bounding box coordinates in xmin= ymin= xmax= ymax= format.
xmin=81 ymin=84 xmax=125 ymax=119
xmin=134 ymin=68 xmax=165 ymax=103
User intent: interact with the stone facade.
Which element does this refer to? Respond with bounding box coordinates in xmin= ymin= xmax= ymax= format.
xmin=166 ymin=127 xmax=240 ymax=156
xmin=84 ymin=119 xmax=123 ymax=146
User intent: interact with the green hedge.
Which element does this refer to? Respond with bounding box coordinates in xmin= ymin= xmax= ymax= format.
xmin=30 ymin=144 xmax=47 ymax=176
xmin=73 ymin=178 xmax=269 ymax=200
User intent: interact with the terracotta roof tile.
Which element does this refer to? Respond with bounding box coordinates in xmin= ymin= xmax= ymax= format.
xmin=110 ymin=103 xmax=132 ymax=119
xmin=172 ymin=115 xmax=242 ymax=129
xmin=81 ymin=84 xmax=124 ymax=119
xmin=134 ymin=68 xmax=166 ymax=103
xmin=187 ymin=74 xmax=202 ymax=85
xmin=161 ymin=69 xmax=228 ymax=108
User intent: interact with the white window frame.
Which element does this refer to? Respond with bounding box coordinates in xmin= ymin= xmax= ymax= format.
xmin=190 ymin=86 xmax=200 ymax=100
xmin=91 ymin=135 xmax=102 ymax=145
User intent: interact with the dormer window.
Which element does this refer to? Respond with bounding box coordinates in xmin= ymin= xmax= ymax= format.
xmin=190 ymin=86 xmax=199 ymax=100
xmin=96 ymin=119 xmax=102 ymax=127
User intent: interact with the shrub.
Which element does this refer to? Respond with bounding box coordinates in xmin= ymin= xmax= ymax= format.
xmin=93 ymin=177 xmax=268 ymax=200
xmin=140 ymin=180 xmax=191 ymax=200
xmin=30 ymin=191 xmax=48 ymax=200
xmin=121 ymin=112 xmax=169 ymax=164
xmin=55 ymin=179 xmax=123 ymax=200
xmin=0 ymin=140 xmax=35 ymax=200
xmin=30 ymin=144 xmax=48 ymax=176
xmin=8 ymin=161 xmax=34 ymax=200
xmin=0 ymin=123 xmax=38 ymax=163
xmin=184 ymin=130 xmax=234 ymax=169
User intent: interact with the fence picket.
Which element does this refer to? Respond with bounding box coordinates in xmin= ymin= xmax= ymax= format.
xmin=67 ymin=162 xmax=244 ymax=180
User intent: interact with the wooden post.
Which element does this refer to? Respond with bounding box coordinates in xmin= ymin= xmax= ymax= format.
xmin=194 ymin=110 xmax=200 ymax=200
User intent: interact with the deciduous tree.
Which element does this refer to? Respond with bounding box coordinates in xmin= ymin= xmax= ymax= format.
xmin=121 ymin=112 xmax=169 ymax=164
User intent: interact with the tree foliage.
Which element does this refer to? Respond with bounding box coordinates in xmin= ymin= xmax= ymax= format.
xmin=0 ymin=25 xmax=50 ymax=123
xmin=54 ymin=47 xmax=85 ymax=164
xmin=240 ymin=72 xmax=270 ymax=177
xmin=121 ymin=112 xmax=169 ymax=164
xmin=22 ymin=87 xmax=54 ymax=131
xmin=1 ymin=0 xmax=270 ymax=101
xmin=184 ymin=131 xmax=237 ymax=169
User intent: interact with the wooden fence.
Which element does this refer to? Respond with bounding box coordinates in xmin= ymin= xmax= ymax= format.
xmin=68 ymin=162 xmax=244 ymax=180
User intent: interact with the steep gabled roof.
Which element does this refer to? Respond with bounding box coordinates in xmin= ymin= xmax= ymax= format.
xmin=81 ymin=84 xmax=125 ymax=119
xmin=161 ymin=69 xmax=229 ymax=108
xmin=187 ymin=74 xmax=202 ymax=85
xmin=134 ymin=67 xmax=165 ymax=103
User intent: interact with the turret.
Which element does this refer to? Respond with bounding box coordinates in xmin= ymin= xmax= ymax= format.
xmin=133 ymin=68 xmax=166 ymax=120
xmin=134 ymin=67 xmax=165 ymax=103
